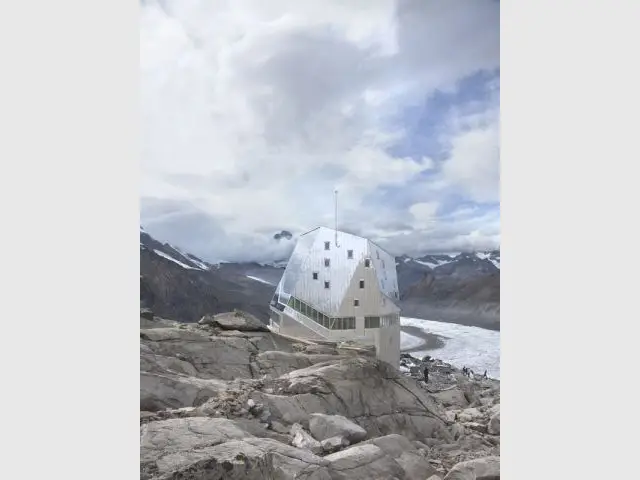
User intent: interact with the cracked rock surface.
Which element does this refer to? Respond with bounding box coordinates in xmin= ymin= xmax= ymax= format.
xmin=140 ymin=312 xmax=500 ymax=479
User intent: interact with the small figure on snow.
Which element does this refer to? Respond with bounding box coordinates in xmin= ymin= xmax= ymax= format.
xmin=423 ymin=366 xmax=429 ymax=384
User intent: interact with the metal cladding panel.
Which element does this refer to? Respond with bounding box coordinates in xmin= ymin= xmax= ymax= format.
xmin=367 ymin=241 xmax=400 ymax=308
xmin=280 ymin=232 xmax=315 ymax=293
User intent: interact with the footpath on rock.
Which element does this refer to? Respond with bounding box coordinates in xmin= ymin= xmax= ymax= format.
xmin=140 ymin=308 xmax=500 ymax=480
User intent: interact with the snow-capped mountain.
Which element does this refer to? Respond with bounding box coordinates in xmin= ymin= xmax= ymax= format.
xmin=404 ymin=251 xmax=500 ymax=271
xmin=140 ymin=227 xmax=214 ymax=271
xmin=140 ymin=228 xmax=277 ymax=323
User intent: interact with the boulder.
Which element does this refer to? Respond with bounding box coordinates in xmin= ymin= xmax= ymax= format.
xmin=443 ymin=456 xmax=500 ymax=480
xmin=324 ymin=444 xmax=405 ymax=479
xmin=199 ymin=310 xmax=269 ymax=332
xmin=363 ymin=434 xmax=438 ymax=480
xmin=140 ymin=308 xmax=154 ymax=320
xmin=291 ymin=423 xmax=323 ymax=455
xmin=321 ymin=435 xmax=349 ymax=453
xmin=323 ymin=438 xmax=436 ymax=480
xmin=432 ymin=388 xmax=470 ymax=409
xmin=458 ymin=408 xmax=483 ymax=423
xmin=309 ymin=413 xmax=367 ymax=443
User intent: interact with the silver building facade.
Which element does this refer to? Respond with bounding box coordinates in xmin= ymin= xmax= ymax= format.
xmin=268 ymin=226 xmax=401 ymax=368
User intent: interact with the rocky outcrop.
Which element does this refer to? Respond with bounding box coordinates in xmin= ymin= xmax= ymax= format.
xmin=140 ymin=315 xmax=500 ymax=479
xmin=199 ymin=310 xmax=269 ymax=332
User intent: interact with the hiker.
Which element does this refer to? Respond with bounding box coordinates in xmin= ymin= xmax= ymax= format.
xmin=462 ymin=366 xmax=468 ymax=376
xmin=423 ymin=366 xmax=429 ymax=383
xmin=483 ymin=370 xmax=488 ymax=379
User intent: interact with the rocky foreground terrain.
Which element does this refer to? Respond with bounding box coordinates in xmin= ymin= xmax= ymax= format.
xmin=140 ymin=309 xmax=500 ymax=479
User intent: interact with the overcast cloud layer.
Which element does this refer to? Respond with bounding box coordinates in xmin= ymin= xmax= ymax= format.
xmin=140 ymin=0 xmax=500 ymax=263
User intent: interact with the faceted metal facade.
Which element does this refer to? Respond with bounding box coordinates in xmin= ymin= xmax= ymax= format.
xmin=274 ymin=226 xmax=400 ymax=317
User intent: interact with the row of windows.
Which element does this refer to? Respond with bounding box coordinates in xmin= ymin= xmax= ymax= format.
xmin=285 ymin=295 xmax=397 ymax=330
xmin=320 ymin=257 xmax=368 ymax=267
xmin=324 ymin=242 xmax=355 ymax=260
xmin=321 ymin=242 xmax=391 ymax=269
xmin=311 ymin=274 xmax=367 ymax=291
xmin=286 ymin=296 xmax=356 ymax=330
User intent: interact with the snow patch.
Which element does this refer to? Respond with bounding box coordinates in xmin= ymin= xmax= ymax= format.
xmin=414 ymin=259 xmax=454 ymax=269
xmin=153 ymin=249 xmax=200 ymax=270
xmin=246 ymin=275 xmax=275 ymax=286
xmin=476 ymin=252 xmax=500 ymax=269
xmin=400 ymin=317 xmax=500 ymax=379
xmin=171 ymin=245 xmax=211 ymax=271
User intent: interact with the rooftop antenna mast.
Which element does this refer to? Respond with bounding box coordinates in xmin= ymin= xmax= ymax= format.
xmin=334 ymin=189 xmax=340 ymax=247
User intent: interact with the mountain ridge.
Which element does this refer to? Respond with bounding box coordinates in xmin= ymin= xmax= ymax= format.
xmin=140 ymin=227 xmax=500 ymax=330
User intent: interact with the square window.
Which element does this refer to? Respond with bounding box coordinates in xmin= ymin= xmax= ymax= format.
xmin=312 ymin=272 xmax=318 ymax=280
xmin=364 ymin=259 xmax=371 ymax=268
xmin=359 ymin=279 xmax=365 ymax=289
xmin=324 ymin=258 xmax=330 ymax=267
xmin=324 ymin=241 xmax=330 ymax=250
xmin=347 ymin=250 xmax=353 ymax=259
xmin=324 ymin=281 xmax=330 ymax=289
xmin=354 ymin=299 xmax=359 ymax=307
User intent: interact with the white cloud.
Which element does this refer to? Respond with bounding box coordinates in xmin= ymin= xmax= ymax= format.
xmin=140 ymin=0 xmax=500 ymax=261
xmin=442 ymin=118 xmax=500 ymax=203
xmin=409 ymin=202 xmax=439 ymax=225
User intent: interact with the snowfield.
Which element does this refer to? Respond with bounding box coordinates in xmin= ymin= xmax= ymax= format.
xmin=400 ymin=317 xmax=500 ymax=379
xmin=400 ymin=332 xmax=428 ymax=351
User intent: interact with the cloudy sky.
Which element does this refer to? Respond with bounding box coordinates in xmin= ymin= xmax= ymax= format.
xmin=140 ymin=0 xmax=500 ymax=263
